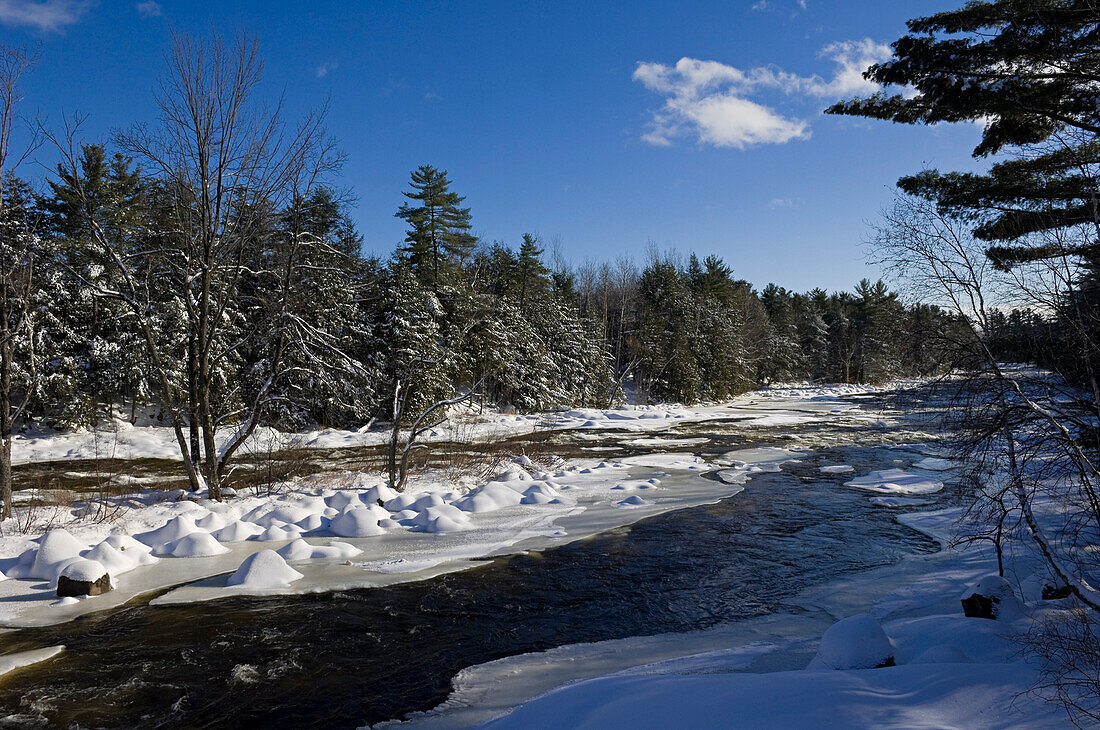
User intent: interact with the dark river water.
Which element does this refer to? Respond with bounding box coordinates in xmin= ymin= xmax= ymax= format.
xmin=0 ymin=391 xmax=951 ymax=729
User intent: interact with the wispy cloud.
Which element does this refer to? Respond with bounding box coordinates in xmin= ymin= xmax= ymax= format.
xmin=0 ymin=0 xmax=92 ymax=31
xmin=315 ymin=60 xmax=338 ymax=79
xmin=632 ymin=38 xmax=891 ymax=149
xmin=135 ymin=1 xmax=160 ymax=17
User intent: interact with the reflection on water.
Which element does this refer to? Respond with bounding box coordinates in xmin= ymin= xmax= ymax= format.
xmin=0 ymin=391 xmax=950 ymax=729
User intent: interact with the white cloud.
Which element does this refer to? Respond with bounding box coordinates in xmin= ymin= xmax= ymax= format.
xmin=0 ymin=0 xmax=92 ymax=30
xmin=751 ymin=1 xmax=768 ymax=10
xmin=805 ymin=39 xmax=891 ymax=98
xmin=315 ymin=61 xmax=338 ymax=78
xmin=135 ymin=1 xmax=161 ymax=17
xmin=633 ymin=38 xmax=891 ymax=149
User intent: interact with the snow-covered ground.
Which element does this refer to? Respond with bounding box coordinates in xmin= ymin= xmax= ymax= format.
xmin=9 ymin=382 xmax=890 ymax=466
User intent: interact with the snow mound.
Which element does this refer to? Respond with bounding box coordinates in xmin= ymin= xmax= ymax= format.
xmin=256 ymin=523 xmax=303 ymax=542
xmin=295 ymin=514 xmax=327 ymax=532
xmin=276 ymin=539 xmax=363 ymax=562
xmin=226 ymin=550 xmax=303 ymax=589
xmin=165 ymin=532 xmax=230 ymax=558
xmin=59 ymin=558 xmax=107 ymax=583
xmin=362 ymin=484 xmax=398 ymax=505
xmin=326 ymin=491 xmax=364 ymax=511
xmin=103 ymin=534 xmax=155 ymax=557
xmin=135 ymin=515 xmax=203 ymax=552
xmin=521 ymin=482 xmax=566 ymax=505
xmin=254 ymin=506 xmax=314 ymax=528
xmin=194 ymin=511 xmax=227 ymax=531
xmin=820 ymin=464 xmax=854 ymax=474
xmin=83 ymin=542 xmax=145 ymax=576
xmin=329 ymin=507 xmax=385 ymax=537
xmin=845 ymin=468 xmax=943 ymax=495
xmin=809 ymin=613 xmax=895 ymax=670
xmin=408 ymin=504 xmax=471 ymax=533
xmin=615 ymin=495 xmax=653 ymax=508
xmin=11 ymin=529 xmax=87 ymax=581
xmin=383 ymin=493 xmax=420 ymax=512
xmin=211 ymin=521 xmax=265 ymax=543
xmin=453 ymin=482 xmax=524 ymax=513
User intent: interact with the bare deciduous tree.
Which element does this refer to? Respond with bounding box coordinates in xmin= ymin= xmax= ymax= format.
xmin=46 ymin=33 xmax=339 ymax=499
xmin=0 ymin=44 xmax=40 ymax=520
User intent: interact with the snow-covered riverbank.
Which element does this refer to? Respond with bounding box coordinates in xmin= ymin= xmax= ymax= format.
xmin=9 ymin=382 xmax=886 ymax=466
xmin=385 ymin=479 xmax=1076 ymax=729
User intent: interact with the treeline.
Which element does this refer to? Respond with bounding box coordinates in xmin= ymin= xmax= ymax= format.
xmin=4 ymin=152 xmax=958 ymax=432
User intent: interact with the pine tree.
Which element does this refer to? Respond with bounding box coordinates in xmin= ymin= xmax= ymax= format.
xmin=828 ymin=1 xmax=1100 ymax=267
xmin=395 ymin=165 xmax=477 ymax=288
xmin=516 ymin=233 xmax=549 ymax=308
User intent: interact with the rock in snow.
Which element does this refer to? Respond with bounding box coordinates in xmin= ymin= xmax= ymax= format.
xmin=56 ymin=559 xmax=111 ymax=597
xmin=961 ymin=575 xmax=1023 ymax=620
xmin=226 ymin=550 xmax=303 ymax=589
xmin=809 ymin=613 xmax=895 ymax=670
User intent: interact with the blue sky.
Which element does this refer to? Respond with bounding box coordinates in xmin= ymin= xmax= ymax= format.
xmin=2 ymin=0 xmax=983 ymax=292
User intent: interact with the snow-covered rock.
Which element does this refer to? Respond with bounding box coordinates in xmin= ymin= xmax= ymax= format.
xmin=295 ymin=514 xmax=327 ymax=532
xmin=326 ymin=491 xmax=364 ymax=511
xmin=809 ymin=613 xmax=895 ymax=670
xmin=225 ymin=550 xmax=303 ymax=589
xmin=961 ymin=575 xmax=1025 ymax=620
xmin=362 ymin=484 xmax=398 ymax=505
xmin=56 ymin=559 xmax=111 ymax=597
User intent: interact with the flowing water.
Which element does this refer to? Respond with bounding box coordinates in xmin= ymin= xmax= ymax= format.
xmin=0 ymin=390 xmax=954 ymax=729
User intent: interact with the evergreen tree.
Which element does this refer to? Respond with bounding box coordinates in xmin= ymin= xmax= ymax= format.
xmin=395 ymin=165 xmax=477 ymax=288
xmin=828 ymin=0 xmax=1100 ymax=267
xmin=516 ymin=233 xmax=549 ymax=308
